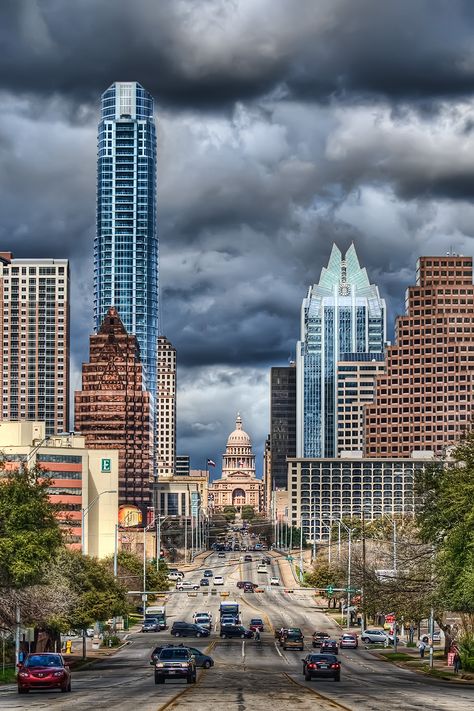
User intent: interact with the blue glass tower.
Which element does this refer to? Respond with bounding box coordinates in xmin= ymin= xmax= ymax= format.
xmin=94 ymin=82 xmax=158 ymax=399
xmin=296 ymin=244 xmax=386 ymax=458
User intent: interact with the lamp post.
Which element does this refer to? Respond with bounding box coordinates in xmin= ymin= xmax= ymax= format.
xmin=330 ymin=517 xmax=352 ymax=630
xmin=81 ymin=490 xmax=117 ymax=554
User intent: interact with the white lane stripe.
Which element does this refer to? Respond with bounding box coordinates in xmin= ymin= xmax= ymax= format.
xmin=242 ymin=640 xmax=245 ymax=659
xmin=274 ymin=641 xmax=284 ymax=658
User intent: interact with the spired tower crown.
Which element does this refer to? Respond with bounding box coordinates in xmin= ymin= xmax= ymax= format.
xmin=221 ymin=413 xmax=256 ymax=480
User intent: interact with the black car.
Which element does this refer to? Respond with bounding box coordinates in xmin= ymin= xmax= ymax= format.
xmin=154 ymin=647 xmax=196 ymax=684
xmin=320 ymin=640 xmax=339 ymax=654
xmin=312 ymin=631 xmax=331 ymax=648
xmin=203 ymin=570 xmax=213 ymax=577
xmin=200 ymin=578 xmax=210 ymax=586
xmin=220 ymin=624 xmax=254 ymax=639
xmin=302 ymin=653 xmax=341 ymax=682
xmin=171 ymin=622 xmax=210 ymax=638
xmin=244 ymin=555 xmax=252 ymax=562
xmin=262 ymin=556 xmax=271 ymax=565
xmin=150 ymin=645 xmax=214 ymax=669
xmin=243 ymin=583 xmax=255 ymax=593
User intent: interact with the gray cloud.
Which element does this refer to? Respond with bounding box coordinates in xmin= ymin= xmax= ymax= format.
xmin=2 ymin=2 xmax=474 ymax=472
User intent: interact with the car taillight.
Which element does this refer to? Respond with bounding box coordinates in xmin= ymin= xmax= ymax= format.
xmin=307 ymin=663 xmax=315 ymax=669
xmin=331 ymin=663 xmax=340 ymax=669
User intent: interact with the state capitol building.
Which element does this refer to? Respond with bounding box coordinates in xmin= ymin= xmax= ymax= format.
xmin=209 ymin=414 xmax=263 ymax=512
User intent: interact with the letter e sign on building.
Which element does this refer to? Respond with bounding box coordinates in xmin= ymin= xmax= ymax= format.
xmin=101 ymin=458 xmax=112 ymax=473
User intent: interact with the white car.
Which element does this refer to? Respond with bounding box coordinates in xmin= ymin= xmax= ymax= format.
xmin=269 ymin=576 xmax=280 ymax=586
xmin=213 ymin=576 xmax=224 ymax=586
xmin=257 ymin=565 xmax=268 ymax=574
xmin=168 ymin=571 xmax=184 ymax=581
xmin=176 ymin=580 xmax=199 ymax=591
xmin=193 ymin=614 xmax=212 ymax=629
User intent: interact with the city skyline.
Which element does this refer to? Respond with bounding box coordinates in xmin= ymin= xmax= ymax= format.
xmin=3 ymin=2 xmax=474 ymax=473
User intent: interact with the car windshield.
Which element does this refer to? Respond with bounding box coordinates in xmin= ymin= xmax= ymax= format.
xmin=159 ymin=649 xmax=189 ymax=660
xmin=250 ymin=619 xmax=263 ymax=624
xmin=25 ymin=655 xmax=62 ymax=667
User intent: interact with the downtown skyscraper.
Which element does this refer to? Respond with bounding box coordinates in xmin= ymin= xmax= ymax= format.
xmin=94 ymin=82 xmax=158 ymax=399
xmin=296 ymin=244 xmax=386 ymax=458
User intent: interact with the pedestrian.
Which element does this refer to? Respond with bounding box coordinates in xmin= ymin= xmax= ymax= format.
xmin=418 ymin=640 xmax=426 ymax=659
xmin=453 ymin=649 xmax=461 ymax=675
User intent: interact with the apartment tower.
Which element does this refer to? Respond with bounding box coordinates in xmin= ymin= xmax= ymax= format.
xmin=270 ymin=364 xmax=296 ymax=490
xmin=74 ymin=307 xmax=153 ymax=514
xmin=0 ymin=253 xmax=69 ymax=436
xmin=94 ymin=82 xmax=158 ymax=399
xmin=296 ymin=244 xmax=386 ymax=458
xmin=156 ymin=336 xmax=176 ymax=479
xmin=365 ymin=255 xmax=474 ymax=457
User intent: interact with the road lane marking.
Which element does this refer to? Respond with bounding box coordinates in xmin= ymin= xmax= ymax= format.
xmin=155 ymin=667 xmax=209 ymax=711
xmin=282 ymin=672 xmax=352 ymax=711
xmin=242 ymin=640 xmax=245 ymax=659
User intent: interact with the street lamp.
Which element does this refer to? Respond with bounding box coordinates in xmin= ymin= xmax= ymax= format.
xmin=328 ymin=516 xmax=352 ymax=630
xmin=81 ymin=490 xmax=117 ymax=554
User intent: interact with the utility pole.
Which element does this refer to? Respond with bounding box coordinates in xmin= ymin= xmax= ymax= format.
xmin=361 ymin=511 xmax=367 ymax=633
xmin=347 ymin=526 xmax=352 ymax=630
xmin=184 ymin=514 xmax=188 ymax=563
xmin=113 ymin=523 xmax=119 ymax=578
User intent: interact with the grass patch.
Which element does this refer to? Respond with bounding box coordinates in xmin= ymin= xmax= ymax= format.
xmin=424 ymin=667 xmax=453 ymax=681
xmin=378 ymin=652 xmax=415 ymax=662
xmin=0 ymin=667 xmax=16 ymax=684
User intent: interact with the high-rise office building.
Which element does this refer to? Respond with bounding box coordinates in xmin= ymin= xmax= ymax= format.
xmin=270 ymin=364 xmax=296 ymax=490
xmin=296 ymin=244 xmax=386 ymax=458
xmin=0 ymin=253 xmax=69 ymax=436
xmin=156 ymin=336 xmax=176 ymax=479
xmin=94 ymin=82 xmax=158 ymax=398
xmin=365 ymin=255 xmax=474 ymax=457
xmin=175 ymin=455 xmax=190 ymax=476
xmin=74 ymin=307 xmax=153 ymax=514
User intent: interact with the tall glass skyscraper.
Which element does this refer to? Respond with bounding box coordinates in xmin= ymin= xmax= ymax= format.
xmin=296 ymin=244 xmax=386 ymax=458
xmin=94 ymin=82 xmax=158 ymax=398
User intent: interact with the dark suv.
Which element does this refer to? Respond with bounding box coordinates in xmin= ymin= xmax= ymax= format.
xmin=154 ymin=647 xmax=196 ymax=684
xmin=171 ymin=621 xmax=210 ymax=638
xmin=220 ymin=624 xmax=254 ymax=639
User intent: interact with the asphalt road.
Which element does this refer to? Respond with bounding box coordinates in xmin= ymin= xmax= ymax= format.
xmin=1 ymin=550 xmax=472 ymax=711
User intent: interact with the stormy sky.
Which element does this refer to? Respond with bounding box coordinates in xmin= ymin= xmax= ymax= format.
xmin=2 ymin=0 xmax=474 ymax=477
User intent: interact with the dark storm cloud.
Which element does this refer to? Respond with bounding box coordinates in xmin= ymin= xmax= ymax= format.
xmin=2 ymin=0 xmax=474 ymax=111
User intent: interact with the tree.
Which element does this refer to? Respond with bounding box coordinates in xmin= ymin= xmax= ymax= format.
xmin=241 ymin=506 xmax=255 ymax=521
xmin=0 ymin=464 xmax=63 ymax=589
xmin=222 ymin=506 xmax=236 ymax=522
xmin=104 ymin=551 xmax=169 ymax=595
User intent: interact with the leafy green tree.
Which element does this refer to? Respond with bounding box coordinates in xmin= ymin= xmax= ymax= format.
xmin=222 ymin=506 xmax=236 ymax=522
xmin=0 ymin=463 xmax=63 ymax=588
xmin=105 ymin=551 xmax=169 ymax=593
xmin=241 ymin=506 xmax=255 ymax=521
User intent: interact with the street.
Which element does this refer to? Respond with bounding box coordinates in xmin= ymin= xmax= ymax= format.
xmin=1 ymin=551 xmax=472 ymax=711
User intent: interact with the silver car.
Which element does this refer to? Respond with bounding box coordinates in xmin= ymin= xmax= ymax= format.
xmin=361 ymin=629 xmax=388 ymax=644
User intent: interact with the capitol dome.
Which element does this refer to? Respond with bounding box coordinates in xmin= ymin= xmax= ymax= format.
xmin=226 ymin=413 xmax=251 ymax=446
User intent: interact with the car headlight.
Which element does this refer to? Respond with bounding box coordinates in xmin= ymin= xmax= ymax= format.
xmin=155 ymin=663 xmax=164 ymax=668
xmin=53 ymin=671 xmax=65 ymax=677
xmin=19 ymin=672 xmax=29 ymax=678
xmin=181 ymin=663 xmax=189 ymax=668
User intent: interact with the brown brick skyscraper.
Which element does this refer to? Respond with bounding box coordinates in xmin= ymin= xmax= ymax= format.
xmin=365 ymin=255 xmax=474 ymax=457
xmin=75 ymin=307 xmax=153 ymax=513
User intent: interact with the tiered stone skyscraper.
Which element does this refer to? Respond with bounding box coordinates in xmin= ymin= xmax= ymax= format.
xmin=74 ymin=307 xmax=153 ymax=513
xmin=365 ymin=255 xmax=474 ymax=457
xmin=94 ymin=82 xmax=158 ymax=399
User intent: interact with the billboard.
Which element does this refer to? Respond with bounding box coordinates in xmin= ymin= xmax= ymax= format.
xmin=118 ymin=504 xmax=143 ymax=527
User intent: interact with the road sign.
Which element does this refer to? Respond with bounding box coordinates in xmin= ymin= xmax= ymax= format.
xmin=101 ymin=458 xmax=112 ymax=473
xmin=326 ymin=585 xmax=334 ymax=595
xmin=287 ymin=555 xmax=293 ymax=561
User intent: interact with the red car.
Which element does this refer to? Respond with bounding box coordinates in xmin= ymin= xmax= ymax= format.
xmin=17 ymin=653 xmax=72 ymax=694
xmin=249 ymin=618 xmax=264 ymax=632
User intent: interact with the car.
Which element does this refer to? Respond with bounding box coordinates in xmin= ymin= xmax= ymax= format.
xmin=257 ymin=565 xmax=268 ymax=574
xmin=244 ymin=555 xmax=252 ymax=562
xmin=249 ymin=618 xmax=264 ymax=632
xmin=243 ymin=583 xmax=255 ymax=593
xmin=340 ymin=633 xmax=358 ymax=649
xmin=269 ymin=576 xmax=280 ymax=586
xmin=176 ymin=580 xmax=200 ymax=591
xmin=142 ymin=619 xmax=160 ymax=633
xmin=214 ymin=576 xmax=224 ymax=585
xmin=281 ymin=628 xmax=304 ymax=651
xmin=154 ymin=647 xmax=196 ymax=685
xmin=203 ymin=569 xmax=213 ymax=577
xmin=361 ymin=629 xmax=389 ymax=644
xmin=187 ymin=647 xmax=214 ymax=669
xmin=193 ymin=614 xmax=212 ymax=630
xmin=237 ymin=580 xmax=258 ymax=589
xmin=200 ymin=578 xmax=210 ymax=587
xmin=432 ymin=632 xmax=441 ymax=643
xmin=262 ymin=556 xmax=271 ymax=564
xmin=167 ymin=571 xmax=184 ymax=581
xmin=302 ymin=653 xmax=341 ymax=682
xmin=171 ymin=622 xmax=210 ymax=638
xmin=218 ymin=552 xmax=226 ymax=558
xmin=17 ymin=653 xmax=72 ymax=694
xmin=220 ymin=624 xmax=254 ymax=639
xmin=312 ymin=632 xmax=331 ymax=648
xmin=320 ymin=640 xmax=339 ymax=654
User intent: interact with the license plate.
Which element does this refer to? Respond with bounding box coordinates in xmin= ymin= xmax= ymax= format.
xmin=319 ymin=665 xmax=328 ymax=669
xmin=168 ymin=671 xmax=176 ymax=674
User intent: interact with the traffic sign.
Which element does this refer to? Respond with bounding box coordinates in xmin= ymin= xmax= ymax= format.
xmin=326 ymin=585 xmax=334 ymax=595
xmin=287 ymin=555 xmax=293 ymax=561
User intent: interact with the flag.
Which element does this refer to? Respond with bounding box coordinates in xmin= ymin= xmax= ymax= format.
xmin=207 ymin=459 xmax=216 ymax=467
